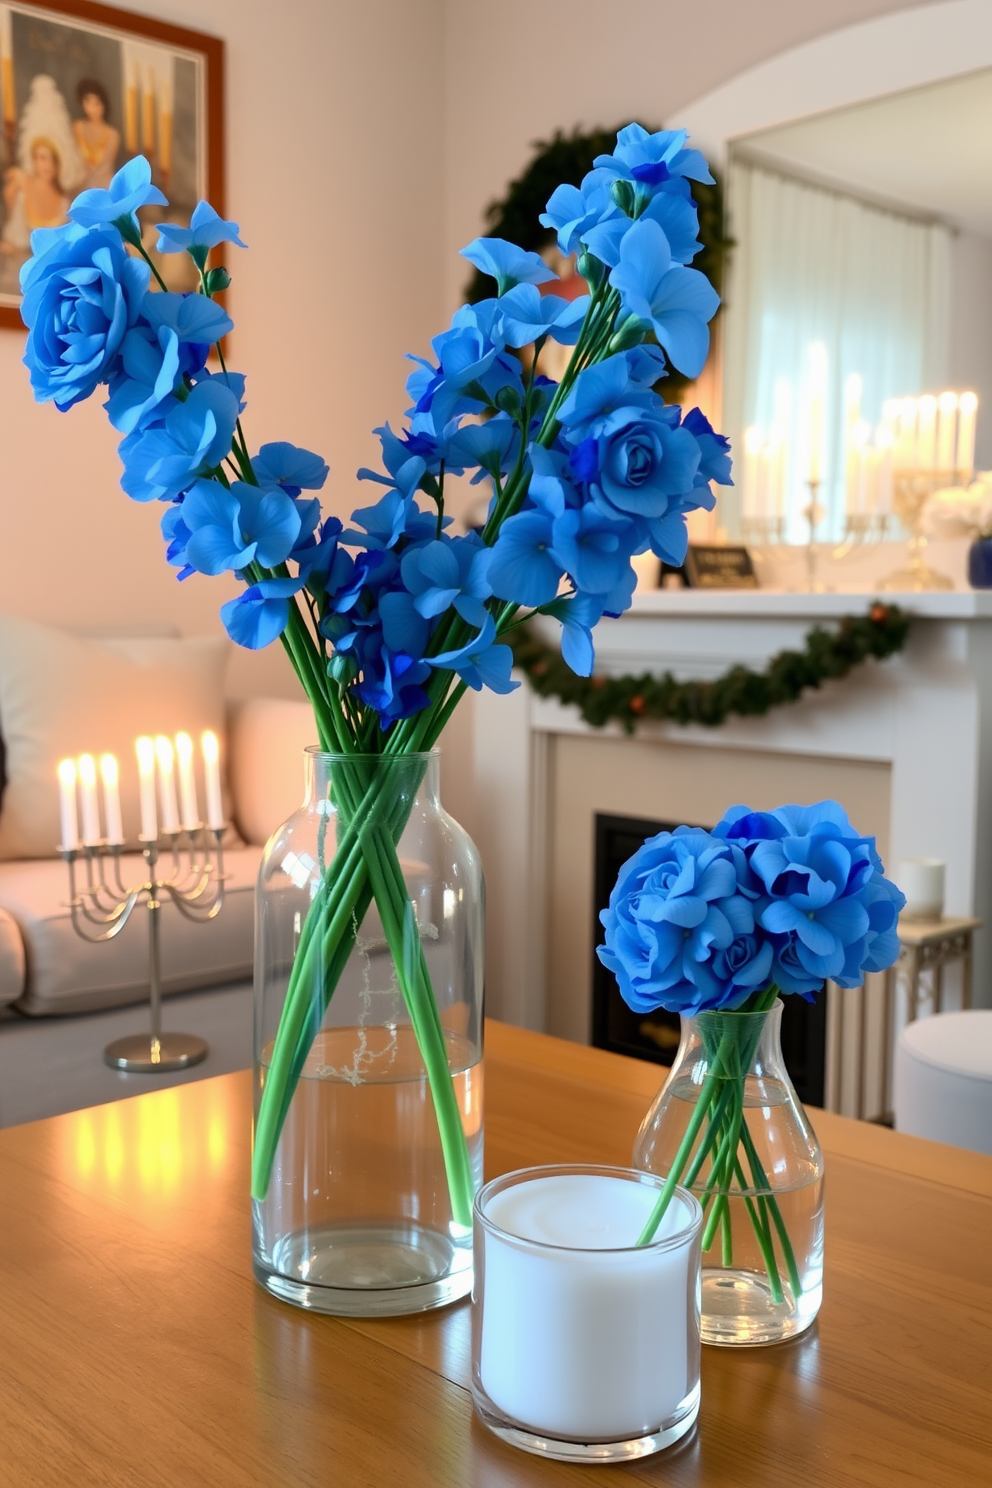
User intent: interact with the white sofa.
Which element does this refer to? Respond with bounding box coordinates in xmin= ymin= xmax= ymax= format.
xmin=0 ymin=696 xmax=316 ymax=1018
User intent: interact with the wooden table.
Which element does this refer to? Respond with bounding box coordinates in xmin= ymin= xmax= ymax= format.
xmin=2 ymin=1021 xmax=990 ymax=1487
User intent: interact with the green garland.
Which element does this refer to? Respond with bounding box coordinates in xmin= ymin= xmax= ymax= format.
xmin=465 ymin=125 xmax=734 ymax=404
xmin=510 ymin=603 xmax=911 ymax=733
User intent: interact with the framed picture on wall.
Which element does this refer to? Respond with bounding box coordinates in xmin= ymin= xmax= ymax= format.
xmin=0 ymin=0 xmax=223 ymax=328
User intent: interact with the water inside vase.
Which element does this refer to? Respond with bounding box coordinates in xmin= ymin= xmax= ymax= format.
xmin=253 ymin=1026 xmax=483 ymax=1316
xmin=653 ymin=1075 xmax=823 ymax=1346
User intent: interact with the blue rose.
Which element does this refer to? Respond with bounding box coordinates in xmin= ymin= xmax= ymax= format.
xmin=597 ymin=827 xmax=763 ymax=1015
xmin=20 ymin=223 xmax=150 ymax=409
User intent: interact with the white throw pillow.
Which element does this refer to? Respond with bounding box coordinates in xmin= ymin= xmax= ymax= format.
xmin=0 ymin=614 xmax=231 ymax=859
xmin=228 ymin=697 xmax=318 ymax=846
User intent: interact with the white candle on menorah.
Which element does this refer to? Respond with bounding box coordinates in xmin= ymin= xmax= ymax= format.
xmin=57 ymin=741 xmax=228 ymax=1075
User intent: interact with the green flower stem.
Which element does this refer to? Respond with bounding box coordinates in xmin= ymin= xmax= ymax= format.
xmin=733 ymin=1152 xmax=784 ymax=1304
xmin=739 ymin=1119 xmax=802 ymax=1299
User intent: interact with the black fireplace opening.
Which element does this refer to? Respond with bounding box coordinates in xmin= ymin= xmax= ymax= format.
xmin=592 ymin=813 xmax=827 ymax=1108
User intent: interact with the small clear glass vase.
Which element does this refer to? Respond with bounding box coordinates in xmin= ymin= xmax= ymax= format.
xmin=633 ymin=1002 xmax=823 ymax=1346
xmin=251 ymin=749 xmax=484 ymax=1316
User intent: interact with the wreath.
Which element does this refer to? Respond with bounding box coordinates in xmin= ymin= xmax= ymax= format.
xmin=464 ymin=124 xmax=734 ymax=402
xmin=510 ymin=603 xmax=911 ymax=733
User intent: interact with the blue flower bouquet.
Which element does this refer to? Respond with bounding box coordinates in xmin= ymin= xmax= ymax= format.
xmin=20 ymin=128 xmax=732 ymax=1229
xmin=599 ymin=802 xmax=905 ymax=1336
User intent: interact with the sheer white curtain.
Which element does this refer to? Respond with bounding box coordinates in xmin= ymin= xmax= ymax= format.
xmin=722 ymin=157 xmax=952 ymax=539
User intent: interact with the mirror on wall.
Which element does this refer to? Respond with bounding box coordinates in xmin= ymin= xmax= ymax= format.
xmin=716 ymin=66 xmax=992 ymax=578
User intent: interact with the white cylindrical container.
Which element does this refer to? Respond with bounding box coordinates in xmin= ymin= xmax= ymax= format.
xmin=471 ymin=1164 xmax=702 ymax=1464
xmin=897 ymin=858 xmax=945 ymax=921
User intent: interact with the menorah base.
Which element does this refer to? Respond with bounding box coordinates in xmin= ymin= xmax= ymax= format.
xmin=104 ymin=1033 xmax=209 ymax=1073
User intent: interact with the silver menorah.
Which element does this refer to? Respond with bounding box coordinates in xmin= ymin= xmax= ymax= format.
xmin=63 ymin=829 xmax=226 ymax=1073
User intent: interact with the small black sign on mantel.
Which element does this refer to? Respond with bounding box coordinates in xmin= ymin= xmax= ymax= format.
xmin=683 ymin=544 xmax=758 ymax=589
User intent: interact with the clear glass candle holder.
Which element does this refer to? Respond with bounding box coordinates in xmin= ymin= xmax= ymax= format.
xmin=471 ymin=1164 xmax=702 ymax=1464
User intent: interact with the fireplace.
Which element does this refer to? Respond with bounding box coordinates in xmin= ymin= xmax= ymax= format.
xmin=592 ymin=813 xmax=827 ymax=1107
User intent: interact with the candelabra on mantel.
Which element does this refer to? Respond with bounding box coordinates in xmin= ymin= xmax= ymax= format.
xmin=57 ymin=733 xmax=227 ymax=1073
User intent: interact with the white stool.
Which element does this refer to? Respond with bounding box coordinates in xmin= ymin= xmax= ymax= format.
xmin=893 ymin=1011 xmax=992 ymax=1154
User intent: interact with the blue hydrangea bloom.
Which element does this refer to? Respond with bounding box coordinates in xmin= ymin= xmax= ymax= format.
xmin=460 ymin=237 xmax=557 ymax=296
xmin=712 ymin=801 xmax=906 ymax=992
xmin=608 ymin=220 xmax=720 ymax=378
xmin=20 ymin=223 xmax=150 ymax=409
xmin=156 ymin=200 xmax=246 ymax=262
xmin=69 ymin=155 xmax=168 ymax=231
xmin=597 ymin=827 xmax=758 ymax=1015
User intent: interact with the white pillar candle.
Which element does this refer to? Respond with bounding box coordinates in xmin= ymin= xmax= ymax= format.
xmin=57 ymin=758 xmax=80 ymax=851
xmin=201 ymin=730 xmax=224 ymax=830
xmin=957 ymin=391 xmax=978 ymax=475
xmin=917 ymin=395 xmax=938 ymax=471
xmin=936 ymin=391 xmax=958 ymax=473
xmin=76 ymin=754 xmax=101 ymax=845
xmin=897 ymin=858 xmax=945 ymax=922
xmin=136 ymin=736 xmax=158 ymax=841
xmin=174 ymin=732 xmax=200 ymax=830
xmin=896 ymin=397 xmax=917 ymax=469
xmin=155 ymin=735 xmax=180 ymax=835
xmin=805 ymin=342 xmax=827 ymax=485
xmin=100 ymin=754 xmax=124 ymax=846
xmin=876 ymin=424 xmax=894 ymax=514
xmin=472 ymin=1168 xmax=701 ymax=1450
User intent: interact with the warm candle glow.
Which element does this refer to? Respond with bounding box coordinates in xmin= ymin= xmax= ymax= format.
xmin=936 ymin=391 xmax=958 ymax=472
xmin=136 ymin=736 xmax=157 ymax=841
xmin=77 ymin=753 xmax=101 ymax=846
xmin=805 ymin=342 xmax=827 ymax=485
xmin=155 ymin=735 xmax=180 ymax=835
xmin=174 ymin=732 xmax=200 ymax=830
xmin=100 ymin=754 xmax=124 ymax=846
xmin=957 ymin=391 xmax=978 ymax=475
xmin=57 ymin=758 xmax=80 ymax=852
xmin=916 ymin=395 xmax=937 ymax=471
xmin=201 ymin=730 xmax=224 ymax=831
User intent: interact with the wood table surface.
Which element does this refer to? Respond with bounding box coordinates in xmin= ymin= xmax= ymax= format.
xmin=1 ymin=1020 xmax=990 ymax=1487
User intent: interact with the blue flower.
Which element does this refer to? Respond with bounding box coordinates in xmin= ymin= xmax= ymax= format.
xmin=712 ymin=801 xmax=905 ymax=990
xmin=487 ymin=510 xmax=562 ymax=607
xmin=358 ymin=423 xmax=430 ymax=500
xmin=582 ymin=190 xmax=702 ymax=269
xmin=69 ymin=155 xmax=168 ymax=232
xmin=141 ymin=291 xmax=233 ymax=365
xmin=556 ymin=353 xmax=658 ymax=440
xmin=156 ymin=200 xmax=246 ymax=266
xmin=251 ymin=441 xmax=329 ymax=495
xmin=592 ymin=125 xmax=713 ymax=199
xmin=104 ymin=293 xmax=233 ymax=434
xmin=682 ymin=407 xmax=733 ymax=487
xmin=180 ymin=479 xmax=301 ymax=575
xmin=597 ymin=827 xmax=757 ymax=1015
xmin=220 ymin=576 xmax=304 ymax=649
xmin=342 ymin=491 xmax=440 ymax=551
xmin=550 ymin=504 xmax=638 ymax=597
xmin=445 ymin=415 xmax=519 ymax=483
xmin=428 ymin=620 xmax=518 ymax=694
xmin=542 ymin=591 xmax=607 ymax=676
xmin=119 ymin=378 xmax=240 ymax=502
xmin=609 ymin=220 xmax=720 ymax=378
xmin=406 ymin=320 xmax=522 ymax=430
xmin=20 ymin=223 xmax=150 ymax=409
xmin=400 ymin=536 xmax=492 ymax=624
xmin=496 ymin=284 xmax=589 ymax=348
xmin=160 ymin=503 xmax=194 ymax=580
xmin=569 ymin=405 xmax=701 ymax=523
xmin=104 ymin=324 xmax=181 ymax=433
xmin=460 ymin=237 xmax=557 ymax=296
xmin=540 ymin=174 xmax=619 ymax=256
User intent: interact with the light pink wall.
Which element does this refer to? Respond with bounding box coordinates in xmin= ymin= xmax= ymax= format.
xmin=441 ymin=0 xmax=931 ymax=310
xmin=0 ymin=0 xmax=446 ymax=697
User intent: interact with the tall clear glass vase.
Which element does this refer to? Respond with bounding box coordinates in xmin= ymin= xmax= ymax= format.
xmin=251 ymin=749 xmax=484 ymax=1316
xmin=633 ymin=1002 xmax=824 ymax=1346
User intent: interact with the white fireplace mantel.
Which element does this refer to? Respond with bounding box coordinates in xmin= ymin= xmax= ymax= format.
xmin=473 ymin=590 xmax=992 ymax=1034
